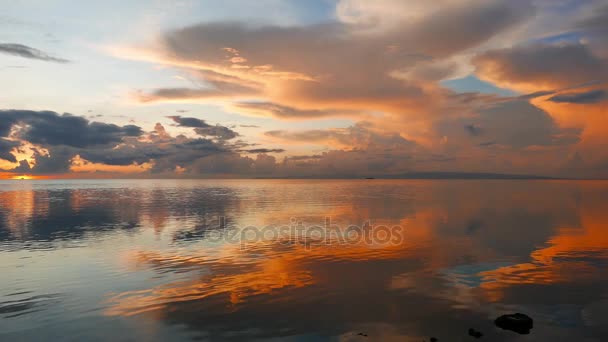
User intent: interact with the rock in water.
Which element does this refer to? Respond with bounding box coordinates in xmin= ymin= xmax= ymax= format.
xmin=468 ymin=328 xmax=483 ymax=338
xmin=494 ymin=313 xmax=534 ymax=334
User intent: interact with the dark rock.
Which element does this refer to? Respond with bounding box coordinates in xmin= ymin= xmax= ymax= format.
xmin=494 ymin=313 xmax=533 ymax=334
xmin=468 ymin=328 xmax=483 ymax=338
xmin=356 ymin=332 xmax=368 ymax=337
xmin=430 ymin=338 xmax=438 ymax=342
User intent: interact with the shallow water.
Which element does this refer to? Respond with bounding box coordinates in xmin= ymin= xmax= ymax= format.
xmin=1 ymin=179 xmax=607 ymax=341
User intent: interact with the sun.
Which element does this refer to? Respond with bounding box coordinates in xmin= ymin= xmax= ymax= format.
xmin=11 ymin=175 xmax=35 ymax=180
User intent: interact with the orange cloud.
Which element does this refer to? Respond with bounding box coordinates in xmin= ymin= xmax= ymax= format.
xmin=474 ymin=43 xmax=608 ymax=92
xmin=96 ymin=0 xmax=608 ymax=178
xmin=70 ymin=155 xmax=153 ymax=174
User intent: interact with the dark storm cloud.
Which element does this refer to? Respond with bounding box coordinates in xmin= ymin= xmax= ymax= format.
xmin=548 ymin=89 xmax=607 ymax=104
xmin=60 ymin=122 xmax=276 ymax=175
xmin=28 ymin=148 xmax=73 ymax=174
xmin=9 ymin=147 xmax=75 ymax=174
xmin=77 ymin=131 xmax=235 ymax=173
xmin=174 ymin=138 xmax=225 ymax=153
xmin=0 ymin=110 xmax=143 ymax=148
xmin=0 ymin=43 xmax=69 ymax=63
xmin=169 ymin=115 xmax=238 ymax=140
xmin=11 ymin=159 xmax=31 ymax=173
xmin=241 ymin=148 xmax=285 ymax=154
xmin=78 ymin=145 xmax=168 ymax=166
xmin=0 ymin=138 xmax=19 ymax=162
xmin=0 ymin=108 xmax=301 ymax=175
xmin=24 ymin=119 xmax=142 ymax=148
xmin=0 ymin=115 xmax=18 ymax=137
xmin=193 ymin=126 xmax=238 ymax=140
xmin=0 ymin=110 xmax=145 ymax=171
xmin=168 ymin=116 xmax=210 ymax=128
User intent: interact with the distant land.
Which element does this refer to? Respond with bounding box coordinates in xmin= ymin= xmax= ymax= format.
xmin=381 ymin=172 xmax=558 ymax=180
xmin=254 ymin=172 xmax=561 ymax=180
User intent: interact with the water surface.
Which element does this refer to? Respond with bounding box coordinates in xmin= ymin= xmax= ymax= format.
xmin=1 ymin=179 xmax=607 ymax=341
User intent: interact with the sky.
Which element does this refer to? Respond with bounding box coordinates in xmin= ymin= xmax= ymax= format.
xmin=0 ymin=0 xmax=607 ymax=179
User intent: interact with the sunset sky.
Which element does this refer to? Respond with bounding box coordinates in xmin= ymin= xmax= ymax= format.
xmin=1 ymin=0 xmax=607 ymax=178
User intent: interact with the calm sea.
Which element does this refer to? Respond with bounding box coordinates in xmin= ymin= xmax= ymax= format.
xmin=1 ymin=179 xmax=607 ymax=341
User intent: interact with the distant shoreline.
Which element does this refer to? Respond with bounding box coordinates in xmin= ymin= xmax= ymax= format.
xmin=4 ymin=173 xmax=606 ymax=181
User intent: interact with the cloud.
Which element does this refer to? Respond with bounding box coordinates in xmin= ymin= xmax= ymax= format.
xmin=136 ymin=86 xmax=255 ymax=102
xmin=52 ymin=120 xmax=276 ymax=176
xmin=27 ymin=120 xmax=141 ymax=148
xmin=265 ymin=123 xmax=418 ymax=153
xmin=168 ymin=115 xmax=238 ymax=140
xmin=85 ymin=1 xmax=608 ymax=178
xmin=284 ymin=155 xmax=322 ymax=161
xmin=480 ymin=101 xmax=581 ymax=148
xmin=232 ymin=102 xmax=355 ymax=119
xmin=474 ymin=42 xmax=608 ymax=91
xmin=258 ymin=123 xmax=436 ymax=176
xmin=575 ymin=3 xmax=608 ymax=32
xmin=135 ymin=70 xmax=261 ymax=102
xmin=437 ymin=100 xmax=581 ymax=149
xmin=0 ymin=138 xmax=19 ymax=162
xmin=0 ymin=110 xmax=145 ymax=173
xmin=123 ymin=0 xmax=532 ymax=116
xmin=193 ymin=126 xmax=238 ymax=140
xmin=0 ymin=110 xmax=142 ymax=148
xmin=464 ymin=124 xmax=483 ymax=137
xmin=548 ymin=89 xmax=607 ymax=104
xmin=181 ymin=150 xmax=280 ymax=176
xmin=336 ymin=0 xmax=533 ymax=55
xmin=265 ymin=129 xmax=345 ymax=144
xmin=241 ymin=148 xmax=285 ymax=154
xmin=0 ymin=110 xmax=253 ymax=175
xmin=106 ymin=1 xmax=608 ymax=177
xmin=0 ymin=43 xmax=69 ymax=63
xmin=168 ymin=115 xmax=210 ymax=128
xmin=0 ymin=105 xmax=587 ymax=178
xmin=77 ymin=143 xmax=168 ymax=166
xmin=28 ymin=147 xmax=73 ymax=174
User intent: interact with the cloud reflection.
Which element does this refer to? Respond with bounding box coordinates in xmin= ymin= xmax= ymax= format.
xmin=1 ymin=180 xmax=608 ymax=340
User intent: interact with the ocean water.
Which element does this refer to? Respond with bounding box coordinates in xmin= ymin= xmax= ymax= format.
xmin=0 ymin=179 xmax=607 ymax=341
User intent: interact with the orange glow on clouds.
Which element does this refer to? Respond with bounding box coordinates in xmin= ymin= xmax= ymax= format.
xmin=70 ymin=155 xmax=153 ymax=174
